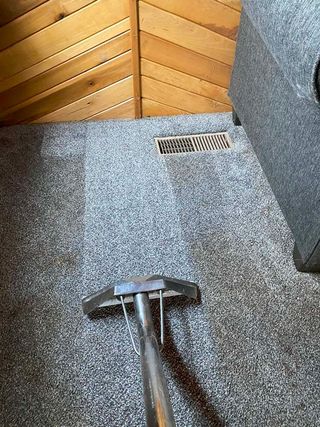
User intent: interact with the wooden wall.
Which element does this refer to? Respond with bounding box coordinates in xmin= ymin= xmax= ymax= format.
xmin=0 ymin=0 xmax=136 ymax=125
xmin=140 ymin=0 xmax=240 ymax=117
xmin=0 ymin=0 xmax=240 ymax=125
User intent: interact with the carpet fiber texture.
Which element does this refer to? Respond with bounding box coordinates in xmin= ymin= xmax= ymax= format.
xmin=229 ymin=11 xmax=320 ymax=270
xmin=241 ymin=0 xmax=320 ymax=102
xmin=0 ymin=113 xmax=319 ymax=426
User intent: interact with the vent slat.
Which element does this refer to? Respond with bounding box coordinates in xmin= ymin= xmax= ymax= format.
xmin=218 ymin=134 xmax=226 ymax=149
xmin=216 ymin=135 xmax=222 ymax=149
xmin=199 ymin=136 xmax=204 ymax=151
xmin=204 ymin=135 xmax=211 ymax=151
xmin=199 ymin=135 xmax=206 ymax=151
xmin=220 ymin=133 xmax=228 ymax=148
xmin=206 ymin=136 xmax=212 ymax=150
xmin=209 ymin=134 xmax=217 ymax=149
xmin=213 ymin=134 xmax=220 ymax=149
xmin=208 ymin=135 xmax=214 ymax=150
xmin=155 ymin=132 xmax=232 ymax=155
xmin=195 ymin=137 xmax=201 ymax=152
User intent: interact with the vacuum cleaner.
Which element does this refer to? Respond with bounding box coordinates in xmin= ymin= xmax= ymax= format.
xmin=82 ymin=274 xmax=199 ymax=427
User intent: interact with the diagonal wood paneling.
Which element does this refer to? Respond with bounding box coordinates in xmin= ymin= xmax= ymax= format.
xmin=142 ymin=76 xmax=228 ymax=114
xmin=141 ymin=59 xmax=231 ymax=106
xmin=0 ymin=0 xmax=240 ymax=125
xmin=0 ymin=0 xmax=136 ymax=125
xmin=139 ymin=0 xmax=240 ymax=117
xmin=139 ymin=1 xmax=235 ymax=65
xmin=140 ymin=32 xmax=231 ymax=89
xmin=0 ymin=0 xmax=129 ymax=79
xmin=33 ymin=76 xmax=133 ymax=122
xmin=143 ymin=0 xmax=239 ymax=40
xmin=0 ymin=0 xmax=96 ymax=51
xmin=142 ymin=98 xmax=188 ymax=117
xmin=1 ymin=52 xmax=132 ymax=125
xmin=88 ymin=98 xmax=135 ymax=120
xmin=216 ymin=0 xmax=241 ymax=12
xmin=0 ymin=32 xmax=131 ymax=113
xmin=0 ymin=1 xmax=48 ymax=26
xmin=0 ymin=18 xmax=130 ymax=93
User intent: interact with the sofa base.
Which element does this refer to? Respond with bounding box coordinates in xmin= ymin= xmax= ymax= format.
xmin=293 ymin=243 xmax=320 ymax=273
xmin=229 ymin=12 xmax=320 ymax=274
xmin=232 ymin=107 xmax=242 ymax=126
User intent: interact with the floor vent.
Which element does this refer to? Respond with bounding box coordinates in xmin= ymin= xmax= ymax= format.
xmin=155 ymin=132 xmax=233 ymax=155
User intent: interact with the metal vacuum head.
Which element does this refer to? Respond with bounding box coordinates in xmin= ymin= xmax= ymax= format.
xmin=82 ymin=275 xmax=199 ymax=426
xmin=82 ymin=274 xmax=198 ymax=315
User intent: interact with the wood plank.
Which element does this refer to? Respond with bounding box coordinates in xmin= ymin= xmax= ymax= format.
xmin=143 ymin=0 xmax=239 ymax=40
xmin=216 ymin=0 xmax=241 ymax=12
xmin=33 ymin=76 xmax=133 ymax=123
xmin=142 ymin=98 xmax=188 ymax=117
xmin=0 ymin=53 xmax=132 ymax=125
xmin=0 ymin=18 xmax=130 ymax=93
xmin=141 ymin=59 xmax=231 ymax=106
xmin=0 ymin=0 xmax=96 ymax=51
xmin=0 ymin=32 xmax=131 ymax=112
xmin=0 ymin=0 xmax=238 ymax=125
xmin=142 ymin=76 xmax=231 ymax=114
xmin=139 ymin=1 xmax=235 ymax=65
xmin=87 ymin=98 xmax=135 ymax=120
xmin=129 ymin=0 xmax=142 ymax=118
xmin=140 ymin=32 xmax=231 ymax=88
xmin=0 ymin=0 xmax=129 ymax=80
xmin=0 ymin=0 xmax=47 ymax=26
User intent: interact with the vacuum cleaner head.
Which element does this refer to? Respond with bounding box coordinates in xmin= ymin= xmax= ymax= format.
xmin=82 ymin=275 xmax=199 ymax=426
xmin=82 ymin=274 xmax=198 ymax=315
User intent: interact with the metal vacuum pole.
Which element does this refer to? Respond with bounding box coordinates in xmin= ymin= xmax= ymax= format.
xmin=134 ymin=292 xmax=175 ymax=427
xmin=82 ymin=275 xmax=198 ymax=427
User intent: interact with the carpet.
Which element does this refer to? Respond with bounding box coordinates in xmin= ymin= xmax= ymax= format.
xmin=0 ymin=113 xmax=319 ymax=426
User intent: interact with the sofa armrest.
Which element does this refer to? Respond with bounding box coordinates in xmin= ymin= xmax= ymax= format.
xmin=242 ymin=0 xmax=320 ymax=104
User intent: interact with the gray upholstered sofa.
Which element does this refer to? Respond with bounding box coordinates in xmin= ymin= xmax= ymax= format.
xmin=229 ymin=0 xmax=320 ymax=272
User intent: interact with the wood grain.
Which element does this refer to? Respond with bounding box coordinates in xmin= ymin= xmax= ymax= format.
xmin=129 ymin=0 xmax=142 ymax=118
xmin=216 ymin=0 xmax=241 ymax=12
xmin=139 ymin=1 xmax=235 ymax=65
xmin=142 ymin=76 xmax=231 ymax=113
xmin=0 ymin=32 xmax=131 ymax=112
xmin=0 ymin=0 xmax=129 ymax=80
xmin=140 ymin=32 xmax=231 ymax=88
xmin=143 ymin=0 xmax=239 ymax=40
xmin=141 ymin=59 xmax=231 ymax=106
xmin=0 ymin=0 xmax=96 ymax=51
xmin=0 ymin=53 xmax=132 ymax=125
xmin=0 ymin=0 xmax=47 ymax=26
xmin=0 ymin=18 xmax=130 ymax=93
xmin=33 ymin=76 xmax=133 ymax=122
xmin=142 ymin=98 xmax=188 ymax=117
xmin=87 ymin=98 xmax=135 ymax=120
xmin=0 ymin=0 xmax=239 ymax=124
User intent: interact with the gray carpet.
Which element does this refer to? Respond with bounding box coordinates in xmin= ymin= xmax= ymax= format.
xmin=0 ymin=113 xmax=319 ymax=426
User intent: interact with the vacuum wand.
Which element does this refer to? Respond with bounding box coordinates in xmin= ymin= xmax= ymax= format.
xmin=134 ymin=292 xmax=175 ymax=426
xmin=82 ymin=275 xmax=199 ymax=427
